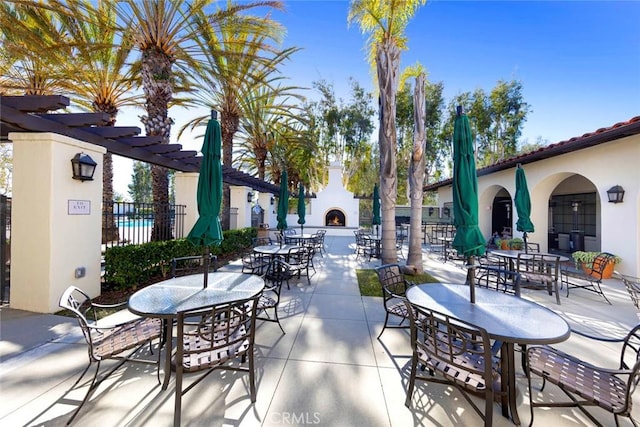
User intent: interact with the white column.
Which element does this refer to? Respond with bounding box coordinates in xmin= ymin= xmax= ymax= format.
xmin=230 ymin=186 xmax=252 ymax=229
xmin=258 ymin=193 xmax=276 ymax=229
xmin=10 ymin=133 xmax=105 ymax=313
xmin=174 ymin=172 xmax=198 ymax=237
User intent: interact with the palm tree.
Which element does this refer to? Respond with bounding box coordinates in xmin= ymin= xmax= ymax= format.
xmin=179 ymin=1 xmax=299 ymax=229
xmin=115 ymin=0 xmax=212 ymax=240
xmin=0 ymin=2 xmax=69 ymax=95
xmin=51 ymin=0 xmax=141 ymax=243
xmin=348 ymin=0 xmax=426 ymax=264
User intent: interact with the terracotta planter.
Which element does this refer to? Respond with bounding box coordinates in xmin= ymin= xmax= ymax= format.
xmin=581 ymin=261 xmax=615 ymax=279
xmin=501 ymin=240 xmax=509 ymax=250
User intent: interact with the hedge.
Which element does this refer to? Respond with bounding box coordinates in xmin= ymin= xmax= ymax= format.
xmin=103 ymin=227 xmax=257 ymax=290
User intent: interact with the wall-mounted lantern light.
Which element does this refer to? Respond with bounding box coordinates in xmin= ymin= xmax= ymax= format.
xmin=71 ymin=152 xmax=97 ymax=182
xmin=428 ymin=207 xmax=434 ymax=216
xmin=247 ymin=191 xmax=254 ymax=203
xmin=571 ymin=200 xmax=581 ymax=211
xmin=443 ymin=207 xmax=450 ymax=216
xmin=607 ymin=185 xmax=625 ymax=204
xmin=270 ymin=196 xmax=275 ymax=205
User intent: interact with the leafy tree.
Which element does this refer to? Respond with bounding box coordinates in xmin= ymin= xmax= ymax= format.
xmin=0 ymin=144 xmax=12 ymax=195
xmin=128 ymin=161 xmax=152 ymax=203
xmin=445 ymin=79 xmax=530 ymax=168
xmin=348 ymin=0 xmax=426 ymax=265
xmin=306 ymin=78 xmax=375 ymax=196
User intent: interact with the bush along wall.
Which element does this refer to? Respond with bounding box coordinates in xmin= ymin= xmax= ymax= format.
xmin=103 ymin=227 xmax=256 ymax=290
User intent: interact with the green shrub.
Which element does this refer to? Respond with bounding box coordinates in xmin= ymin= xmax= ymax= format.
xmin=103 ymin=227 xmax=256 ymax=290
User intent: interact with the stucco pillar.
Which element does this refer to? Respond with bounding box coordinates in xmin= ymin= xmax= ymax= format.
xmin=174 ymin=172 xmax=198 ymax=237
xmin=230 ymin=186 xmax=252 ymax=229
xmin=10 ymin=133 xmax=105 ymax=313
xmin=258 ymin=193 xmax=276 ymax=229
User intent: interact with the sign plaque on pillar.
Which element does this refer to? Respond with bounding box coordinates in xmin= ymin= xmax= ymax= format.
xmin=68 ymin=200 xmax=91 ymax=215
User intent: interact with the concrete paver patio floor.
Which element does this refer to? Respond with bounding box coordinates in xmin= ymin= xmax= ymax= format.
xmin=1 ymin=236 xmax=638 ymax=426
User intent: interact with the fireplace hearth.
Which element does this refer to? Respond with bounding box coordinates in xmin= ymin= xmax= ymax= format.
xmin=325 ymin=209 xmax=346 ymax=227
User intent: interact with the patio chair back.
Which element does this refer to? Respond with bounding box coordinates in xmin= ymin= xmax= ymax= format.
xmin=474 ymin=266 xmax=521 ymax=296
xmin=516 ymin=253 xmax=561 ymax=304
xmin=170 ymin=254 xmax=217 ymax=278
xmin=404 ymin=301 xmax=496 ymax=426
xmin=174 ymin=295 xmax=259 ymax=426
xmin=258 ymin=260 xmax=287 ymax=334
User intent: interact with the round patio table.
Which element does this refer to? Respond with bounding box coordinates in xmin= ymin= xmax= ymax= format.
xmin=128 ymin=272 xmax=264 ymax=389
xmin=406 ymin=283 xmax=570 ymax=425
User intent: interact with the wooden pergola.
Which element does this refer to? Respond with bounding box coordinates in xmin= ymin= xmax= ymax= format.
xmin=0 ymin=94 xmax=280 ymax=194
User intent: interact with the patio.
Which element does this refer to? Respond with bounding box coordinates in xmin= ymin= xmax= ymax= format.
xmin=1 ymin=235 xmax=638 ymax=426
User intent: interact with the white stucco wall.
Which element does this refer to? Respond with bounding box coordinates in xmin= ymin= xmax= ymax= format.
xmin=286 ymin=162 xmax=359 ymax=236
xmin=10 ymin=133 xmax=105 ymax=313
xmin=435 ymin=133 xmax=640 ymax=276
xmin=174 ymin=172 xmax=199 ymax=236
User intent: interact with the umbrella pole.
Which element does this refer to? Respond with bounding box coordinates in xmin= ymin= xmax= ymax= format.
xmin=467 ymin=256 xmax=476 ymax=303
xmin=523 ymin=232 xmax=528 ymax=254
xmin=203 ymin=246 xmax=210 ymax=288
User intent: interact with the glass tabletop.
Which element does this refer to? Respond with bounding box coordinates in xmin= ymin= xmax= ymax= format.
xmin=128 ymin=272 xmax=264 ymax=318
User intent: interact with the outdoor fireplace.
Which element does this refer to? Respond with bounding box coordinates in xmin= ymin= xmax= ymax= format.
xmin=325 ymin=209 xmax=346 ymax=227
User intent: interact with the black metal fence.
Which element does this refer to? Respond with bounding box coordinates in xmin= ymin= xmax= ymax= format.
xmin=1 ymin=194 xmax=10 ymax=303
xmin=102 ymin=201 xmax=186 ymax=249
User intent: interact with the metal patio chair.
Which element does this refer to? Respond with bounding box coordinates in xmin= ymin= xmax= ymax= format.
xmin=374 ymin=264 xmax=414 ymax=338
xmin=257 ymin=259 xmax=287 ymax=334
xmin=527 ymin=325 xmax=640 ymax=427
xmin=405 ymin=301 xmax=499 ymax=426
xmin=173 ymin=295 xmax=259 ymax=427
xmin=59 ymin=286 xmax=162 ymax=425
xmin=516 ymin=253 xmax=561 ymax=305
xmin=561 ymin=252 xmax=615 ymax=304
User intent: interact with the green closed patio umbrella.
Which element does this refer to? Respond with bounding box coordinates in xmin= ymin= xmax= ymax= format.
xmin=515 ymin=164 xmax=535 ymax=253
xmin=372 ymin=184 xmax=381 ymax=237
xmin=276 ymin=170 xmax=289 ymax=246
xmin=297 ymin=183 xmax=306 ymax=235
xmin=451 ymin=106 xmax=486 ymax=303
xmin=186 ymin=113 xmax=224 ymax=288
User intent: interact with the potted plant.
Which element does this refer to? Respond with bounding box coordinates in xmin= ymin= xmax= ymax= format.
xmin=508 ymin=237 xmax=524 ymax=250
xmin=495 ymin=238 xmax=509 ymax=250
xmin=571 ymin=251 xmax=622 ymax=279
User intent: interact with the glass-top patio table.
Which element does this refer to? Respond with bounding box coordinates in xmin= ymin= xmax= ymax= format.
xmin=128 ymin=272 xmax=264 ymax=389
xmin=406 ymin=283 xmax=570 ymax=425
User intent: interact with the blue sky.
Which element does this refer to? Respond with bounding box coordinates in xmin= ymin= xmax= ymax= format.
xmin=273 ymin=0 xmax=639 ymax=144
xmin=114 ymin=0 xmax=639 ymax=197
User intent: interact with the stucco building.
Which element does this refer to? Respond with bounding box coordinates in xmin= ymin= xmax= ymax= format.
xmin=425 ymin=116 xmax=640 ymax=277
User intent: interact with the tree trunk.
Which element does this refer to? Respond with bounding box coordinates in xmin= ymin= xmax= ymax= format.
xmin=101 ymin=152 xmax=120 ymax=243
xmin=220 ymin=110 xmax=240 ymax=231
xmin=407 ymin=74 xmax=426 ymax=272
xmin=376 ymin=41 xmax=400 ymax=265
xmin=140 ymin=48 xmax=174 ymax=241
